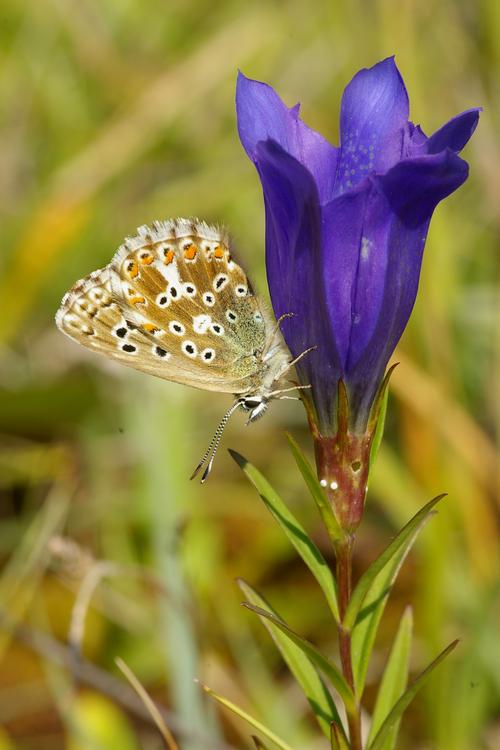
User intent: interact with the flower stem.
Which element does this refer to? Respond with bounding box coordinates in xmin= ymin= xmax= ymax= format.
xmin=335 ymin=537 xmax=363 ymax=750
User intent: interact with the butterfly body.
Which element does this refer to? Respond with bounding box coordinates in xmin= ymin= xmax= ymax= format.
xmin=56 ymin=219 xmax=292 ymax=424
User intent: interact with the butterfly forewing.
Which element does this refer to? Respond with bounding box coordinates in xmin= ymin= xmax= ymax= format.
xmin=56 ymin=219 xmax=273 ymax=394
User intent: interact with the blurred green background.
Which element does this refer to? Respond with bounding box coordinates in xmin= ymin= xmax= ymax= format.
xmin=0 ymin=1 xmax=498 ymax=748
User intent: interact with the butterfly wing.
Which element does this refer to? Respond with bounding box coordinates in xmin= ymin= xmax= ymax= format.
xmin=56 ymin=219 xmax=273 ymax=394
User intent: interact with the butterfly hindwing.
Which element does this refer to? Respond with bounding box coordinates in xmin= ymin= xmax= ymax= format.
xmin=56 ymin=219 xmax=273 ymax=394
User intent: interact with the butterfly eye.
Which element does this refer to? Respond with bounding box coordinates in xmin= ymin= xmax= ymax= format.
xmin=242 ymin=396 xmax=262 ymax=410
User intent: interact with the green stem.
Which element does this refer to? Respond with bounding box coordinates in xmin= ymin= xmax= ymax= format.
xmin=336 ymin=538 xmax=363 ymax=750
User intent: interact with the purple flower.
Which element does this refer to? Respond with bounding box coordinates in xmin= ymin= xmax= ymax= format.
xmin=236 ymin=58 xmax=480 ymax=435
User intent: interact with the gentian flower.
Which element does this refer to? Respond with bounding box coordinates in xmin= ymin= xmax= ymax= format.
xmin=236 ymin=58 xmax=479 ymax=530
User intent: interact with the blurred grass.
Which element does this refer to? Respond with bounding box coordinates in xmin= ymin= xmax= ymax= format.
xmin=0 ymin=1 xmax=498 ymax=748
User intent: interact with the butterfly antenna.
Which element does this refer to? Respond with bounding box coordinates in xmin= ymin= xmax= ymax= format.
xmin=190 ymin=400 xmax=243 ymax=483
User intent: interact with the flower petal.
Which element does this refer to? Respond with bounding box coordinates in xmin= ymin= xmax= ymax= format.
xmin=424 ymin=108 xmax=481 ymax=154
xmin=343 ymin=149 xmax=469 ymax=427
xmin=255 ymin=139 xmax=341 ymax=426
xmin=236 ymin=72 xmax=338 ymax=203
xmin=335 ymin=57 xmax=409 ymax=195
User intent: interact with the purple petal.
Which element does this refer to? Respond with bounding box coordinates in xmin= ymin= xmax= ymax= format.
xmin=255 ymin=139 xmax=341 ymax=426
xmin=424 ymin=108 xmax=481 ymax=154
xmin=236 ymin=72 xmax=338 ymax=203
xmin=342 ymin=149 xmax=469 ymax=426
xmin=335 ymin=57 xmax=409 ymax=195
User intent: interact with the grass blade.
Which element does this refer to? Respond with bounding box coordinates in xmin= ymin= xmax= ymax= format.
xmin=367 ymin=607 xmax=413 ymax=750
xmin=229 ymin=450 xmax=339 ymax=622
xmin=197 ymin=681 xmax=295 ymax=750
xmin=286 ymin=434 xmax=345 ymax=545
xmin=116 ymin=657 xmax=180 ymax=750
xmin=368 ymin=640 xmax=459 ymax=750
xmin=344 ymin=494 xmax=446 ymax=632
xmin=242 ymin=602 xmax=355 ymax=713
xmin=238 ymin=579 xmax=345 ymax=739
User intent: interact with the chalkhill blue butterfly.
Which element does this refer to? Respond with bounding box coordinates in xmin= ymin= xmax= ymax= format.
xmin=56 ymin=219 xmax=312 ymax=480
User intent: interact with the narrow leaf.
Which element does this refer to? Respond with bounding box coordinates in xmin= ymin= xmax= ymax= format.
xmin=330 ymin=723 xmax=350 ymax=750
xmin=368 ymin=387 xmax=389 ymax=477
xmin=242 ymin=602 xmax=355 ymax=714
xmin=368 ymin=640 xmax=459 ymax=750
xmin=115 ymin=657 xmax=179 ymax=750
xmin=367 ymin=607 xmax=413 ymax=750
xmin=344 ymin=494 xmax=446 ymax=632
xmin=286 ymin=434 xmax=345 ymax=545
xmin=238 ymin=579 xmax=345 ymax=740
xmin=350 ymin=511 xmax=432 ymax=694
xmin=198 ymin=681 xmax=295 ymax=750
xmin=230 ymin=450 xmax=339 ymax=622
xmin=252 ymin=737 xmax=272 ymax=749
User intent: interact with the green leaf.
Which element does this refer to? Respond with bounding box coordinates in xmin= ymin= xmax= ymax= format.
xmin=229 ymin=450 xmax=339 ymax=622
xmin=348 ymin=495 xmax=445 ymax=695
xmin=286 ymin=434 xmax=345 ymax=545
xmin=330 ymin=723 xmax=350 ymax=750
xmin=368 ymin=640 xmax=459 ymax=750
xmin=344 ymin=494 xmax=446 ymax=632
xmin=368 ymin=387 xmax=389 ymax=478
xmin=367 ymin=607 xmax=413 ymax=750
xmin=252 ymin=737 xmax=272 ymax=750
xmin=198 ymin=681 xmax=295 ymax=750
xmin=238 ymin=579 xmax=345 ymax=740
xmin=242 ymin=602 xmax=356 ymax=714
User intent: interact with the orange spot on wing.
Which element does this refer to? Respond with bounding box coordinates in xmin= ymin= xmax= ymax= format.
xmin=139 ymin=252 xmax=154 ymax=265
xmin=126 ymin=261 xmax=139 ymax=278
xmin=130 ymin=295 xmax=146 ymax=305
xmin=214 ymin=245 xmax=224 ymax=259
xmin=164 ymin=249 xmax=175 ymax=265
xmin=143 ymin=323 xmax=159 ymax=333
xmin=184 ymin=244 xmax=197 ymax=260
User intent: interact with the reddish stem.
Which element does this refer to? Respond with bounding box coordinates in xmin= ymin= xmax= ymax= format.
xmin=336 ymin=538 xmax=363 ymax=750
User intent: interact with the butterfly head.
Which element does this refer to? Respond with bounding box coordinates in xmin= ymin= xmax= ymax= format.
xmin=239 ymin=393 xmax=269 ymax=422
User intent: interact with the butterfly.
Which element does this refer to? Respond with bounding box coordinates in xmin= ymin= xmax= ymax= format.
xmin=56 ymin=218 xmax=312 ymax=480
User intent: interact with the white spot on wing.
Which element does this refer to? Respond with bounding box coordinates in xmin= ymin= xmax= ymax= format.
xmin=193 ymin=314 xmax=212 ymax=334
